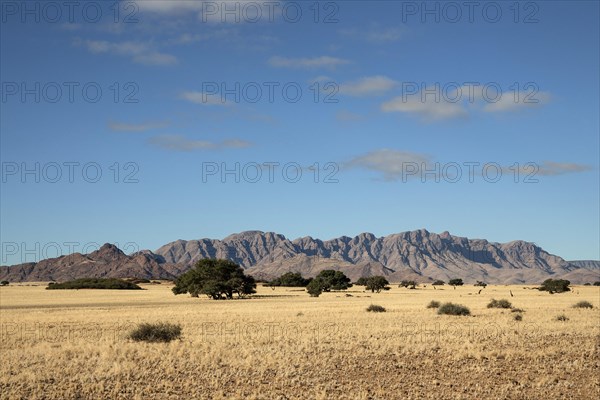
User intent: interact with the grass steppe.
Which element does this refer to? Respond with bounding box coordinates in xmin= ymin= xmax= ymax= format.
xmin=0 ymin=283 xmax=599 ymax=399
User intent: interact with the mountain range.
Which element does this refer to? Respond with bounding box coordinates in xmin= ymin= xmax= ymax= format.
xmin=1 ymin=230 xmax=598 ymax=284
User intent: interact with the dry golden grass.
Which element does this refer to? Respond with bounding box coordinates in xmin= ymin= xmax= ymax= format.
xmin=1 ymin=283 xmax=599 ymax=399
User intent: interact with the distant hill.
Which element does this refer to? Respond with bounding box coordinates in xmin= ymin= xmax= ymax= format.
xmin=1 ymin=230 xmax=598 ymax=284
xmin=568 ymin=260 xmax=600 ymax=270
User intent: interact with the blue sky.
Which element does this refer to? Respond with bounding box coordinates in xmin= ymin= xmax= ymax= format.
xmin=1 ymin=0 xmax=598 ymax=264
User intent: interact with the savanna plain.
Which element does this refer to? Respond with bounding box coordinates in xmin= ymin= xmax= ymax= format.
xmin=0 ymin=283 xmax=598 ymax=399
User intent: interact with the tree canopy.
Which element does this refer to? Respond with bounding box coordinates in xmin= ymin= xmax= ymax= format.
xmin=172 ymin=259 xmax=256 ymax=300
xmin=306 ymin=270 xmax=352 ymax=297
xmin=268 ymin=272 xmax=312 ymax=287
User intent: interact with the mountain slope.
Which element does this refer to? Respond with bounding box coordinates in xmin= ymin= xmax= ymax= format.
xmin=1 ymin=230 xmax=597 ymax=284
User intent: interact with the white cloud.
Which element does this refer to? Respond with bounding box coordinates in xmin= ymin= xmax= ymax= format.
xmin=108 ymin=121 xmax=169 ymax=132
xmin=148 ymin=135 xmax=252 ymax=151
xmin=484 ymin=91 xmax=551 ymax=113
xmin=268 ymin=56 xmax=350 ymax=69
xmin=339 ymin=76 xmax=398 ymax=97
xmin=180 ymin=91 xmax=230 ymax=106
xmin=344 ymin=149 xmax=431 ymax=181
xmin=381 ymin=88 xmax=468 ymax=121
xmin=78 ymin=39 xmax=177 ymax=66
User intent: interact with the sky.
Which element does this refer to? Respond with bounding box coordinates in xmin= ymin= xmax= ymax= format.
xmin=0 ymin=0 xmax=598 ymax=265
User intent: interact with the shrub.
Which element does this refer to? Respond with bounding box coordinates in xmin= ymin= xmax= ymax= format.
xmin=306 ymin=279 xmax=323 ymax=297
xmin=366 ymin=304 xmax=386 ymax=313
xmin=573 ymin=301 xmax=593 ymax=309
xmin=487 ymin=299 xmax=513 ymax=309
xmin=538 ymin=279 xmax=570 ymax=293
xmin=437 ymin=302 xmax=471 ymax=316
xmin=594 ymin=281 xmax=600 ymax=286
xmin=365 ymin=276 xmax=390 ymax=293
xmin=584 ymin=283 xmax=591 ymax=286
xmin=46 ymin=278 xmax=142 ymax=290
xmin=514 ymin=314 xmax=523 ymax=321
xmin=427 ymin=300 xmax=441 ymax=309
xmin=555 ymin=314 xmax=569 ymax=321
xmin=127 ymin=278 xmax=150 ymax=284
xmin=432 ymin=280 xmax=445 ymax=286
xmin=448 ymin=278 xmax=464 ymax=286
xmin=268 ymin=272 xmax=312 ymax=287
xmin=128 ymin=322 xmax=182 ymax=343
xmin=511 ymin=308 xmax=525 ymax=313
xmin=474 ymin=281 xmax=487 ymax=287
xmin=0 ymin=280 xmax=9 ymax=286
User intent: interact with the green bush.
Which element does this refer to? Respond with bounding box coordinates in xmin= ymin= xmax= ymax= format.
xmin=0 ymin=280 xmax=9 ymax=286
xmin=355 ymin=277 xmax=369 ymax=286
xmin=555 ymin=314 xmax=569 ymax=322
xmin=474 ymin=281 xmax=487 ymax=287
xmin=128 ymin=322 xmax=182 ymax=343
xmin=427 ymin=300 xmax=441 ymax=309
xmin=572 ymin=301 xmax=593 ymax=309
xmin=46 ymin=278 xmax=142 ymax=290
xmin=437 ymin=302 xmax=471 ymax=316
xmin=593 ymin=281 xmax=600 ymax=286
xmin=538 ymin=279 xmax=570 ymax=293
xmin=448 ymin=278 xmax=464 ymax=286
xmin=487 ymin=299 xmax=512 ymax=309
xmin=432 ymin=280 xmax=445 ymax=286
xmin=366 ymin=304 xmax=386 ymax=313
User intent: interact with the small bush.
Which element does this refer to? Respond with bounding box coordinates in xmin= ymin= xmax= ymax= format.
xmin=555 ymin=314 xmax=569 ymax=322
xmin=128 ymin=322 xmax=182 ymax=343
xmin=573 ymin=301 xmax=594 ymax=309
xmin=427 ymin=300 xmax=441 ymax=309
xmin=487 ymin=299 xmax=512 ymax=309
xmin=438 ymin=303 xmax=471 ymax=316
xmin=448 ymin=278 xmax=464 ymax=286
xmin=432 ymin=280 xmax=445 ymax=286
xmin=366 ymin=304 xmax=386 ymax=313
xmin=514 ymin=314 xmax=523 ymax=321
xmin=594 ymin=281 xmax=600 ymax=286
xmin=46 ymin=278 xmax=142 ymax=290
xmin=0 ymin=280 xmax=9 ymax=286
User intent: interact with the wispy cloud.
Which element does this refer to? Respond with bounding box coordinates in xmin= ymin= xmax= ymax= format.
xmin=345 ymin=150 xmax=592 ymax=181
xmin=76 ymin=39 xmax=177 ymax=66
xmin=381 ymin=88 xmax=468 ymax=121
xmin=339 ymin=76 xmax=398 ymax=97
xmin=180 ymin=91 xmax=230 ymax=106
xmin=135 ymin=0 xmax=204 ymax=13
xmin=108 ymin=121 xmax=169 ymax=132
xmin=484 ymin=91 xmax=551 ymax=113
xmin=344 ymin=149 xmax=431 ymax=181
xmin=268 ymin=56 xmax=350 ymax=70
xmin=148 ymin=135 xmax=252 ymax=152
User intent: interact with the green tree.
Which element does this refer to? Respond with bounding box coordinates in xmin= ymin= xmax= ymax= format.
xmin=365 ymin=276 xmax=390 ymax=293
xmin=432 ymin=280 xmax=445 ymax=286
xmin=399 ymin=280 xmax=416 ymax=289
xmin=448 ymin=278 xmax=464 ymax=286
xmin=172 ymin=259 xmax=256 ymax=300
xmin=0 ymin=280 xmax=9 ymax=286
xmin=305 ymin=270 xmax=352 ymax=296
xmin=268 ymin=272 xmax=312 ymax=287
xmin=538 ymin=279 xmax=570 ymax=293
xmin=355 ymin=277 xmax=369 ymax=286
